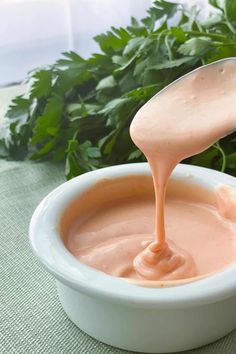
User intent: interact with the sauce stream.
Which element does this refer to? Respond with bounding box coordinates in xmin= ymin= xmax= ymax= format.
xmin=130 ymin=59 xmax=236 ymax=280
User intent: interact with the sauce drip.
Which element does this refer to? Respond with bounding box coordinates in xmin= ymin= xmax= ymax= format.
xmin=130 ymin=59 xmax=236 ymax=279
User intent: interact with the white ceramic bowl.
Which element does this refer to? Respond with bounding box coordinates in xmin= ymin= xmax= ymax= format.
xmin=29 ymin=163 xmax=236 ymax=353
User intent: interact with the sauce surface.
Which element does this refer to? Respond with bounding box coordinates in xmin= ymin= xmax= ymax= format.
xmin=62 ymin=59 xmax=236 ymax=284
xmin=64 ymin=178 xmax=236 ymax=282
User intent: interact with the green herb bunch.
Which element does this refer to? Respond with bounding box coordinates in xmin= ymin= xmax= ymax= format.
xmin=2 ymin=0 xmax=236 ymax=178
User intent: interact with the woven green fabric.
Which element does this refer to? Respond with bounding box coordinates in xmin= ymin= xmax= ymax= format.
xmin=1 ymin=160 xmax=236 ymax=354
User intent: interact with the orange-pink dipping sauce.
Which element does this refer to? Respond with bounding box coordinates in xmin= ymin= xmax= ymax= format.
xmin=61 ymin=59 xmax=236 ymax=285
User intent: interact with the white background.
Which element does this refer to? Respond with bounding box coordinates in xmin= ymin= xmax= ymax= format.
xmin=0 ymin=0 xmax=152 ymax=86
xmin=0 ymin=0 xmax=213 ymax=86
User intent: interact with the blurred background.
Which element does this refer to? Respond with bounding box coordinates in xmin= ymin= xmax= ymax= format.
xmin=0 ymin=0 xmax=154 ymax=86
xmin=0 ymin=0 xmax=212 ymax=87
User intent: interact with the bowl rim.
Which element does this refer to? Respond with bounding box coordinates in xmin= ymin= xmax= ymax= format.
xmin=29 ymin=163 xmax=236 ymax=309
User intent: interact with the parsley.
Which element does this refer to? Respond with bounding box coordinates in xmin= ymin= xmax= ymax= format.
xmin=2 ymin=0 xmax=236 ymax=178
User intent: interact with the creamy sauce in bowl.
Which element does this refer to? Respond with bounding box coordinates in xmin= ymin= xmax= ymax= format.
xmin=61 ymin=58 xmax=236 ymax=286
xmin=61 ymin=176 xmax=236 ymax=284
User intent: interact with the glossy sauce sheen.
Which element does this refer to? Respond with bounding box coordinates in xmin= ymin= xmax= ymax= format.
xmin=64 ymin=179 xmax=236 ymax=282
xmin=63 ymin=59 xmax=236 ymax=284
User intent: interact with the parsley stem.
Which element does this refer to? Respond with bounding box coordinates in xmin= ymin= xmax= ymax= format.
xmin=164 ymin=34 xmax=173 ymax=61
xmin=214 ymin=142 xmax=226 ymax=172
xmin=213 ymin=42 xmax=236 ymax=47
xmin=152 ymin=30 xmax=226 ymax=41
xmin=225 ymin=21 xmax=236 ymax=35
xmin=185 ymin=31 xmax=226 ymax=40
xmin=222 ymin=2 xmax=236 ymax=35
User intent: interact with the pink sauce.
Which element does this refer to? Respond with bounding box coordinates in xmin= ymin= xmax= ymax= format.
xmin=62 ymin=59 xmax=236 ymax=285
xmin=216 ymin=185 xmax=236 ymax=222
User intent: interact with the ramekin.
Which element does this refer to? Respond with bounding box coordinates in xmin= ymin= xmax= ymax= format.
xmin=29 ymin=163 xmax=236 ymax=353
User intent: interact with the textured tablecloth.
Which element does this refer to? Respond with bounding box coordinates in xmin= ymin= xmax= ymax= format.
xmin=1 ymin=160 xmax=236 ymax=354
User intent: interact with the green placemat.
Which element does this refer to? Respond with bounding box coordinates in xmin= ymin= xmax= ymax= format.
xmin=1 ymin=160 xmax=236 ymax=354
